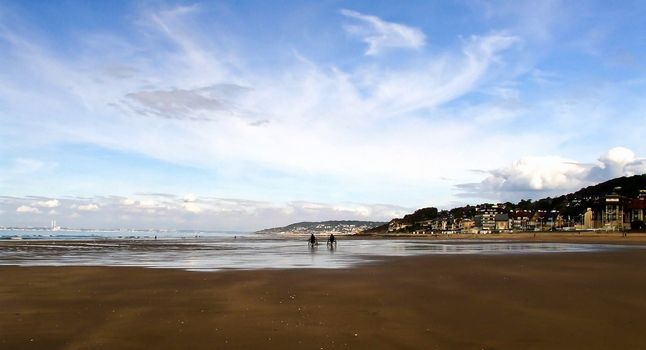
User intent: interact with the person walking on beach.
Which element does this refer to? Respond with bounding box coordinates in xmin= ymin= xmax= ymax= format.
xmin=309 ymin=234 xmax=317 ymax=247
xmin=327 ymin=233 xmax=336 ymax=247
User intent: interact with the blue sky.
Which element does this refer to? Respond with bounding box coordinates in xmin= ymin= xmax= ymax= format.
xmin=1 ymin=0 xmax=645 ymax=230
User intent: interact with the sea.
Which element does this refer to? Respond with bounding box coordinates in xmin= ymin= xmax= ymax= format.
xmin=0 ymin=229 xmax=632 ymax=271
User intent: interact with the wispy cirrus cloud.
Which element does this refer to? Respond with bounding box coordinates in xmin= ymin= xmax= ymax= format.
xmin=340 ymin=9 xmax=426 ymax=55
xmin=122 ymin=84 xmax=252 ymax=121
xmin=1 ymin=1 xmax=644 ymax=230
xmin=0 ymin=3 xmax=523 ymax=186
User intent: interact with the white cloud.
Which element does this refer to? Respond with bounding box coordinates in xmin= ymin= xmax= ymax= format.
xmin=457 ymin=147 xmax=646 ymax=201
xmin=626 ymin=159 xmax=646 ymax=176
xmin=16 ymin=205 xmax=40 ymax=214
xmin=182 ymin=202 xmax=202 ymax=213
xmin=137 ymin=200 xmax=164 ymax=209
xmin=602 ymin=147 xmax=636 ymax=164
xmin=2 ymin=2 xmax=641 ymax=217
xmin=36 ymin=199 xmax=60 ymax=208
xmin=0 ymin=5 xmax=522 ymax=199
xmin=340 ymin=9 xmax=426 ymax=55
xmin=183 ymin=193 xmax=197 ymax=202
xmin=588 ymin=147 xmax=643 ymax=181
xmin=1 ymin=195 xmax=409 ymax=231
xmin=77 ymin=203 xmax=99 ymax=212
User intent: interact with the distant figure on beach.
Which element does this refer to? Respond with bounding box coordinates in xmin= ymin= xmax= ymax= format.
xmin=309 ymin=234 xmax=317 ymax=247
xmin=327 ymin=233 xmax=337 ymax=247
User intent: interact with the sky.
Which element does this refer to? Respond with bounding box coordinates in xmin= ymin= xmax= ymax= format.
xmin=1 ymin=0 xmax=645 ymax=231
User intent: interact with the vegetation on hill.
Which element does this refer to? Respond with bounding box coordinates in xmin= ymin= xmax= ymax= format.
xmin=507 ymin=174 xmax=646 ymax=217
xmin=257 ymin=220 xmax=386 ymax=234
xmin=364 ymin=175 xmax=646 ymax=234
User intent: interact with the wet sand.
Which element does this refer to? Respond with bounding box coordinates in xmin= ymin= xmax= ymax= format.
xmin=356 ymin=231 xmax=646 ymax=245
xmin=2 ymin=249 xmax=646 ymax=349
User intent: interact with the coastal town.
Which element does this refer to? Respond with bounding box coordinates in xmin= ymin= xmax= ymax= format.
xmin=380 ymin=176 xmax=646 ymax=235
xmin=257 ymin=220 xmax=385 ymax=235
xmin=257 ymin=176 xmax=646 ymax=236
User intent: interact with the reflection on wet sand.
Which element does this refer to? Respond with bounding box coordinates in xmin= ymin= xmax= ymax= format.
xmin=0 ymin=237 xmax=631 ymax=271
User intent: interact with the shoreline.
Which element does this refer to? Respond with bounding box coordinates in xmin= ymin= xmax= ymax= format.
xmin=2 ymin=248 xmax=646 ymax=349
xmin=351 ymin=231 xmax=646 ymax=244
xmin=4 ymin=230 xmax=646 ymax=243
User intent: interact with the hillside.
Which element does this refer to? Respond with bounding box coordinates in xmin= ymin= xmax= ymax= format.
xmin=364 ymin=174 xmax=646 ymax=234
xmin=256 ymin=220 xmax=386 ymax=235
xmin=513 ymin=174 xmax=646 ymax=216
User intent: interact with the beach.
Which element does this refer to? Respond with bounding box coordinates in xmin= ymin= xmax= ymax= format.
xmin=2 ymin=244 xmax=646 ymax=349
xmin=355 ymin=231 xmax=646 ymax=244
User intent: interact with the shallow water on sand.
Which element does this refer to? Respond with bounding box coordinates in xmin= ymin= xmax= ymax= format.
xmin=0 ymin=233 xmax=633 ymax=271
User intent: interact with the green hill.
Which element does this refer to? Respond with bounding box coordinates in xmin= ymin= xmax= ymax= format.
xmin=257 ymin=220 xmax=386 ymax=234
xmin=365 ymin=174 xmax=646 ymax=234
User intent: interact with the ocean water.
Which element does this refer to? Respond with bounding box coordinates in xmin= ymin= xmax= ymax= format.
xmin=0 ymin=229 xmax=231 ymax=241
xmin=0 ymin=230 xmax=631 ymax=271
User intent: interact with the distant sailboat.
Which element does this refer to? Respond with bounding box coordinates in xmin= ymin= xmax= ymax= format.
xmin=51 ymin=219 xmax=61 ymax=231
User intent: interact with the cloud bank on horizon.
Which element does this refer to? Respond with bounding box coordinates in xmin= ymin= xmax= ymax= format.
xmin=2 ymin=194 xmax=410 ymax=231
xmin=0 ymin=1 xmax=644 ymax=230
